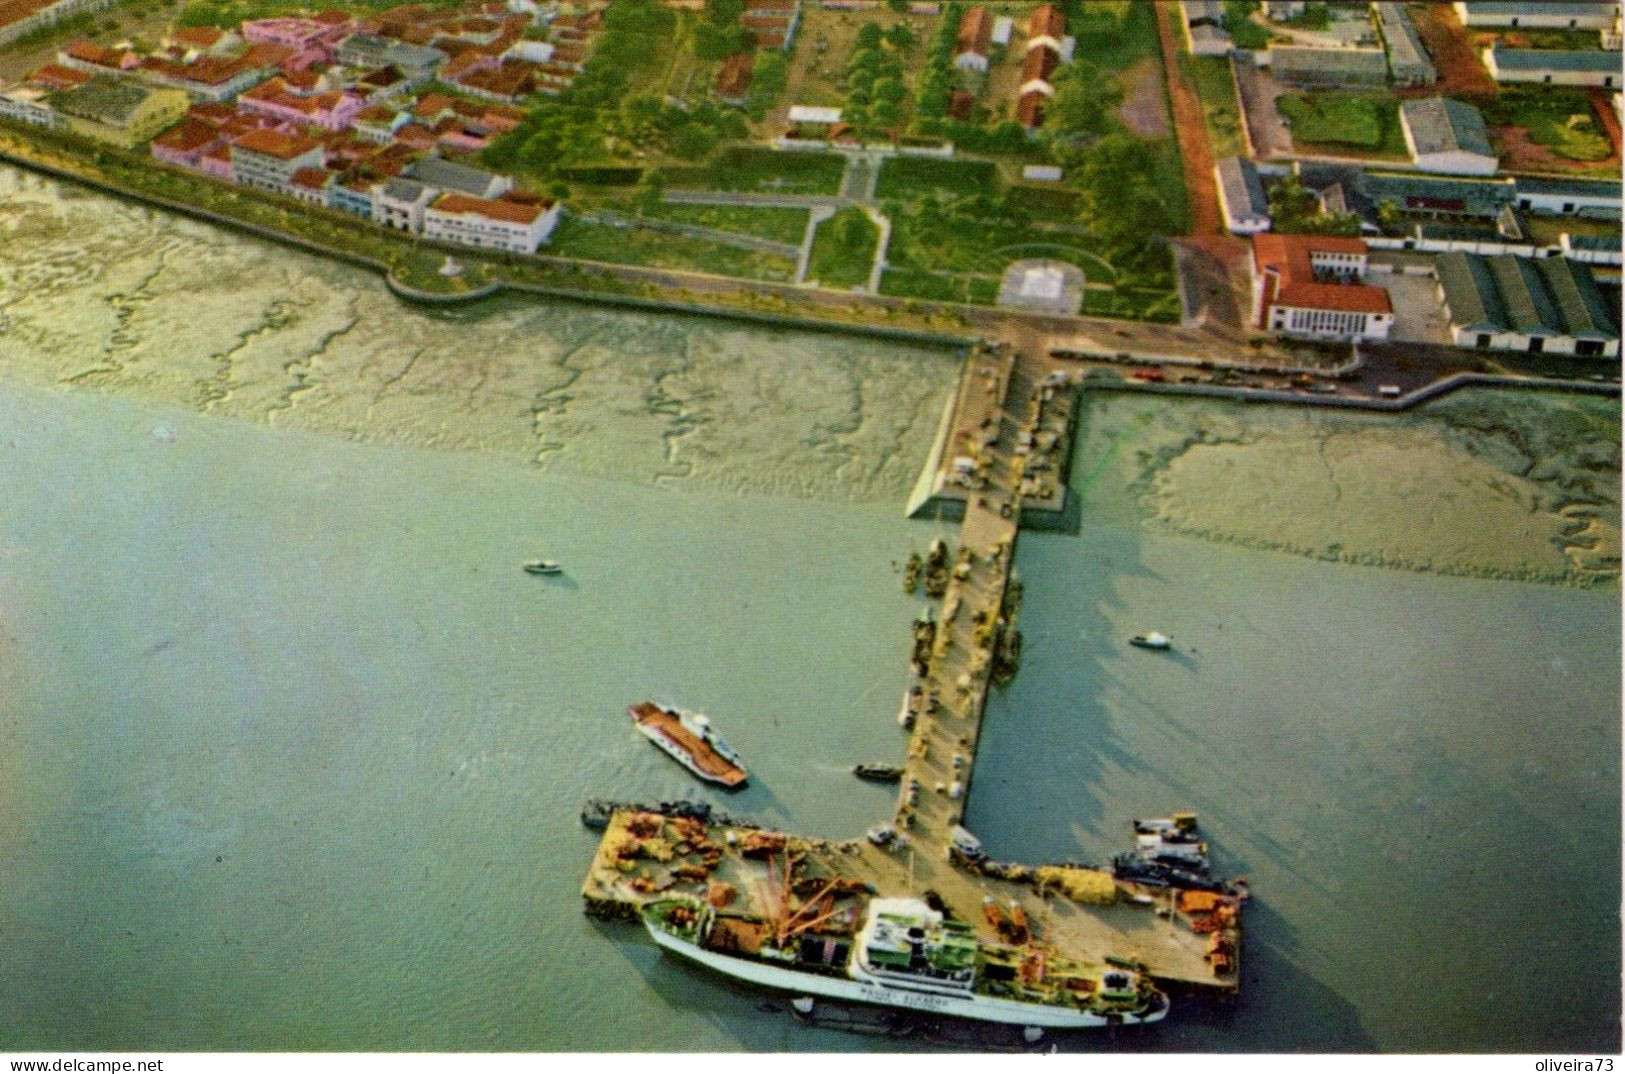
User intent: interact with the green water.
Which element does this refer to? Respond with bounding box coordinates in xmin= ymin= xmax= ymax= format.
xmin=0 ymin=166 xmax=1618 ymax=1053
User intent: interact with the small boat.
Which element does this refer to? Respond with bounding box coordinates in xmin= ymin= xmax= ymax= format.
xmin=1129 ymin=631 xmax=1172 ymax=650
xmin=523 ymin=559 xmax=563 ymax=576
xmin=853 ymin=763 xmax=904 ymax=783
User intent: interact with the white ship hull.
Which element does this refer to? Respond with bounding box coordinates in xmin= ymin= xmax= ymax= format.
xmin=634 ymin=721 xmax=735 ymax=787
xmin=644 ymin=917 xmax=1164 ymax=1029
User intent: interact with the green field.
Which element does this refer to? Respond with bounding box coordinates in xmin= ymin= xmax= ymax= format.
xmin=635 ymin=202 xmax=811 ymax=243
xmin=547 ymin=215 xmax=795 ymax=280
xmin=1184 ymin=54 xmax=1246 ymax=159
xmin=874 ymin=157 xmax=999 ymax=200
xmin=1487 ymin=90 xmax=1614 ymax=164
xmin=1278 ymin=92 xmax=1405 ymax=156
xmin=806 ymin=207 xmax=879 ymax=289
xmin=1004 ymin=184 xmax=1083 ymax=223
xmin=878 ymin=268 xmax=999 ymax=305
xmin=665 ymin=147 xmax=847 ymax=195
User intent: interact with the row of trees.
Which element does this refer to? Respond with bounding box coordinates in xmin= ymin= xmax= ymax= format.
xmin=913 ymin=4 xmax=963 ymax=120
xmin=842 ymin=22 xmax=914 ymax=135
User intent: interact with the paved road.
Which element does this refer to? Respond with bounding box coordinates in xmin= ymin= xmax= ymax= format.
xmin=1154 ymin=0 xmax=1223 ymax=235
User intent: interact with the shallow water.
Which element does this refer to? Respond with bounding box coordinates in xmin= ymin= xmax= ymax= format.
xmin=0 ymin=168 xmax=1618 ymax=1053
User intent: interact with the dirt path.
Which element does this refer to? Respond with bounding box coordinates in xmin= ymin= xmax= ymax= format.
xmin=1591 ymin=88 xmax=1623 ymax=158
xmin=1115 ymin=56 xmax=1171 ymax=139
xmin=1405 ymin=3 xmax=1497 ymax=103
xmin=1152 ymin=0 xmax=1221 ymax=235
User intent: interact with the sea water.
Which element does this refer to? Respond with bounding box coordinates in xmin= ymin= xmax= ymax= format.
xmin=0 ymin=168 xmax=1617 ymax=1053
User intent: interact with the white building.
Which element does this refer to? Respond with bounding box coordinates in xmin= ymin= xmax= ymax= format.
xmin=1252 ymin=233 xmax=1394 ymax=340
xmin=1454 ymin=2 xmax=1620 ymax=30
xmin=1215 ymin=156 xmax=1271 ymax=234
xmin=0 ymin=84 xmax=57 ymax=128
xmin=423 ymin=193 xmax=559 ymax=254
xmin=0 ymin=0 xmax=119 ymax=47
xmin=374 ymin=176 xmax=437 ymax=231
xmin=1399 ymin=97 xmax=1498 ymax=176
xmin=1436 ymin=251 xmax=1619 ymax=357
xmin=1482 ymin=44 xmax=1621 ymax=88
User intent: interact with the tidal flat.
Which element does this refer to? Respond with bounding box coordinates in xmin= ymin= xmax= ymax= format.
xmin=0 ymin=163 xmax=1617 ymax=1053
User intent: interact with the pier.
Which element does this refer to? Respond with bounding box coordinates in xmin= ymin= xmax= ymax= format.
xmin=581 ymin=341 xmax=1242 ymax=1005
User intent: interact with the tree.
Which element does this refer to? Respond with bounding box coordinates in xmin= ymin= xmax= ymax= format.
xmin=671 ymin=124 xmax=720 ymax=160
xmin=692 ymin=22 xmax=746 ymax=60
xmin=855 ymin=22 xmax=884 ymax=50
xmin=752 ymin=51 xmax=788 ymax=93
xmin=884 ymin=23 xmax=916 ymax=50
xmin=873 ymin=100 xmax=902 ymax=128
xmin=873 ymin=76 xmax=905 ymax=104
xmin=1041 ymin=61 xmax=1120 ymax=139
xmin=707 ymin=0 xmax=745 ymax=24
xmin=887 ymin=0 xmax=909 ymax=12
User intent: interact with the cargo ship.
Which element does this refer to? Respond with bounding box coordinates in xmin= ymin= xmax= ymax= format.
xmin=642 ymin=896 xmax=1169 ymax=1029
xmin=629 ymin=701 xmax=748 ymax=788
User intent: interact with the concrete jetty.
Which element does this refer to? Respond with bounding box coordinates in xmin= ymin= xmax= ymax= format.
xmin=580 ymin=341 xmax=1242 ymax=1005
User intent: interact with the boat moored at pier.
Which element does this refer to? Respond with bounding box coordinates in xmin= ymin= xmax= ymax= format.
xmin=642 ymin=896 xmax=1170 ymax=1030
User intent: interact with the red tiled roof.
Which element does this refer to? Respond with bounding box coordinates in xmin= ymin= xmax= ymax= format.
xmin=1251 ymin=233 xmax=1391 ymax=316
xmin=1015 ymin=89 xmax=1045 ymax=128
xmin=290 ymin=165 xmax=332 ymax=189
xmin=233 ymin=127 xmax=321 ymax=159
xmin=1027 ymin=3 xmax=1065 ymax=40
xmin=28 ymin=63 xmax=91 ymax=89
xmin=1020 ymin=45 xmax=1057 ymax=84
xmin=431 ymin=191 xmax=548 ymax=223
xmin=188 ymin=100 xmax=237 ymax=124
xmin=172 ymin=26 xmax=226 ymax=47
xmin=153 ymin=119 xmax=220 ymax=152
xmin=716 ymin=51 xmax=753 ymax=98
xmin=956 ymin=5 xmax=991 ymax=56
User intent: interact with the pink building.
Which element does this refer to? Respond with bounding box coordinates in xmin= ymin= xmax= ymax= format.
xmin=239 ymin=77 xmax=364 ymax=132
xmin=150 ymin=118 xmax=223 ymax=168
xmin=241 ymin=17 xmax=344 ymax=53
xmin=199 ymin=143 xmax=235 ymax=182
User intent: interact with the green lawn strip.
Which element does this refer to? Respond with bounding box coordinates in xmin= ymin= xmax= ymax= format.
xmin=549 ymin=215 xmax=794 ymax=280
xmin=665 ymin=147 xmax=846 ymax=194
xmin=874 ymin=156 xmax=998 ymax=200
xmin=637 ymin=202 xmax=811 ymax=243
xmin=1145 ymin=137 xmax=1192 ymax=236
xmin=1183 ymin=53 xmax=1246 ymax=159
xmin=807 ymin=206 xmax=879 ymax=289
xmin=1279 ymin=91 xmax=1406 ymax=156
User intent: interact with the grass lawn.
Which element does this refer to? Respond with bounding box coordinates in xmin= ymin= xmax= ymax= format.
xmin=665 ymin=147 xmax=847 ymax=195
xmin=1184 ymin=53 xmax=1246 ymax=159
xmin=635 ymin=202 xmax=811 ymax=243
xmin=548 ymin=215 xmax=795 ymax=280
xmin=1004 ymin=184 xmax=1082 ymax=224
xmin=1486 ymin=90 xmax=1614 ymax=163
xmin=807 ymin=206 xmax=878 ymax=289
xmin=874 ymin=156 xmax=998 ymax=200
xmin=1278 ymin=91 xmax=1405 ymax=155
xmin=879 ymin=268 xmax=999 ymax=305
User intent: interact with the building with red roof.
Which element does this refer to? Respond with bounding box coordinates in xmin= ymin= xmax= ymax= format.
xmin=230 ymin=126 xmax=325 ymax=194
xmin=1250 ymin=233 xmax=1393 ymax=339
xmin=954 ymin=5 xmax=991 ymax=71
xmin=423 ymin=190 xmax=558 ymax=253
